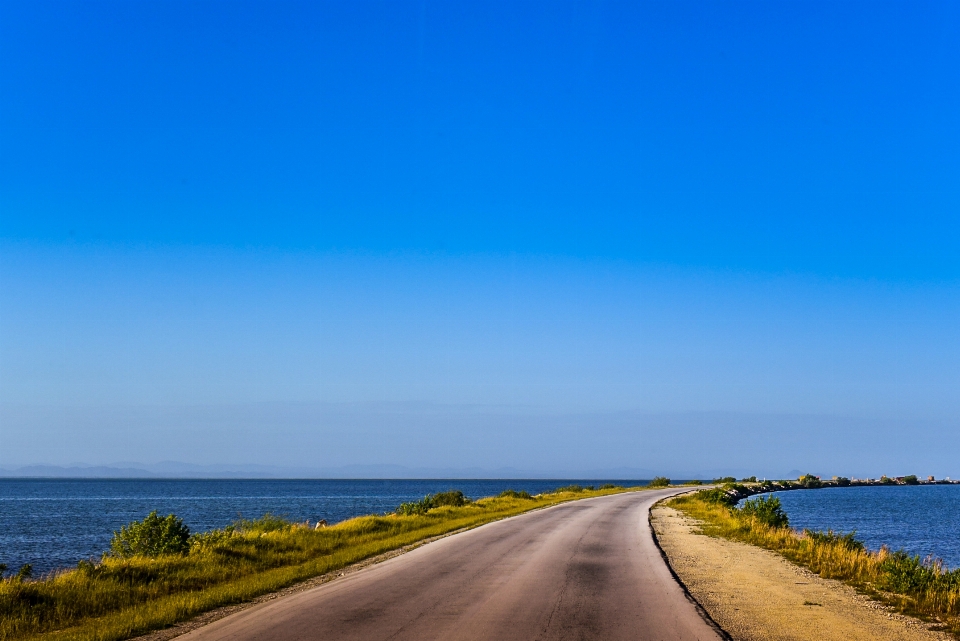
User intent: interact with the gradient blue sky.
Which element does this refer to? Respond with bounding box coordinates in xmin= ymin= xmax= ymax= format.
xmin=2 ymin=1 xmax=958 ymax=477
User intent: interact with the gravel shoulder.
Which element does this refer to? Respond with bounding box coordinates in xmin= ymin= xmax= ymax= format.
xmin=652 ymin=504 xmax=951 ymax=641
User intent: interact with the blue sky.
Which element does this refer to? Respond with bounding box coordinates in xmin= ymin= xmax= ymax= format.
xmin=2 ymin=1 xmax=959 ymax=477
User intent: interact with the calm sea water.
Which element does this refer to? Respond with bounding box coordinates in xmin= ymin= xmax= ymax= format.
xmin=758 ymin=485 xmax=960 ymax=569
xmin=0 ymin=478 xmax=642 ymax=575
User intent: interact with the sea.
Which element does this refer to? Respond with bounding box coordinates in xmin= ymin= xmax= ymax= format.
xmin=755 ymin=485 xmax=960 ymax=569
xmin=0 ymin=478 xmax=641 ymax=576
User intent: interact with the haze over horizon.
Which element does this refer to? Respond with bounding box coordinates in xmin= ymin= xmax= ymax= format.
xmin=2 ymin=1 xmax=959 ymax=478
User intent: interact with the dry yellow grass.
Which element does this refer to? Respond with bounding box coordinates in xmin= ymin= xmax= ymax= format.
xmin=0 ymin=486 xmax=635 ymax=641
xmin=668 ymin=491 xmax=960 ymax=637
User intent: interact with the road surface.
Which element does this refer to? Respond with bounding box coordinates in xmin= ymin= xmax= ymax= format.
xmin=180 ymin=488 xmax=724 ymax=641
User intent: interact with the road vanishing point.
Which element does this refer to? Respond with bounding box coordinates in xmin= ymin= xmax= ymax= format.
xmin=180 ymin=488 xmax=724 ymax=641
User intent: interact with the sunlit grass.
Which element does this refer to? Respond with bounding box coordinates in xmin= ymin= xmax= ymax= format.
xmin=1 ymin=485 xmax=637 ymax=641
xmin=668 ymin=490 xmax=960 ymax=637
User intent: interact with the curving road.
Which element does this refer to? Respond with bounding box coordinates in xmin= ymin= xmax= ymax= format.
xmin=180 ymin=488 xmax=723 ymax=641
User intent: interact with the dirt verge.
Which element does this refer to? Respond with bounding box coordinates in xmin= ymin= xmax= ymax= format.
xmin=651 ymin=504 xmax=951 ymax=641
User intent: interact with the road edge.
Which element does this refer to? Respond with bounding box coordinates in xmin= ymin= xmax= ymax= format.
xmin=648 ymin=492 xmax=735 ymax=641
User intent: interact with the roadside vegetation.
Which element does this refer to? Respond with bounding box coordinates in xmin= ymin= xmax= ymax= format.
xmin=0 ymin=484 xmax=634 ymax=641
xmin=668 ymin=486 xmax=960 ymax=637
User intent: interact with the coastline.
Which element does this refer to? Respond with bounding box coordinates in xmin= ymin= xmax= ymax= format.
xmin=652 ymin=504 xmax=952 ymax=641
xmin=0 ymin=485 xmax=643 ymax=641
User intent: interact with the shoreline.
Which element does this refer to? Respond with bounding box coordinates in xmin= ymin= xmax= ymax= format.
xmin=0 ymin=485 xmax=645 ymax=641
xmin=652 ymin=504 xmax=952 ymax=641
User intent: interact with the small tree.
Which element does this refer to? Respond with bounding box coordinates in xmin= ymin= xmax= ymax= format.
xmin=649 ymin=476 xmax=670 ymax=487
xmin=110 ymin=511 xmax=191 ymax=558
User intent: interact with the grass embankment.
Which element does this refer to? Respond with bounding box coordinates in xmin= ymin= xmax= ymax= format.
xmin=0 ymin=484 xmax=633 ymax=641
xmin=668 ymin=487 xmax=960 ymax=637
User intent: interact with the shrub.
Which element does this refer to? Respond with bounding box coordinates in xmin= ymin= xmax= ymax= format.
xmin=110 ymin=511 xmax=191 ymax=558
xmin=554 ymin=485 xmax=585 ymax=493
xmin=698 ymin=487 xmax=737 ymax=506
xmin=599 ymin=484 xmax=620 ymax=490
xmin=737 ymin=495 xmax=789 ymax=528
xmin=395 ymin=490 xmax=469 ymax=515
xmin=740 ymin=476 xmax=757 ymax=483
xmin=15 ymin=563 xmax=33 ymax=580
xmin=431 ymin=490 xmax=467 ymax=507
xmin=684 ymin=480 xmax=704 ymax=486
xmin=498 ymin=489 xmax=533 ymax=499
xmin=649 ymin=477 xmax=670 ymax=488
xmin=834 ymin=476 xmax=851 ymax=486
xmin=798 ymin=474 xmax=822 ymax=488
xmin=902 ymin=475 xmax=920 ymax=485
xmin=878 ymin=551 xmax=936 ymax=592
xmin=697 ymin=483 xmax=749 ymax=507
xmin=396 ymin=497 xmax=433 ymax=516
xmin=712 ymin=476 xmax=736 ymax=484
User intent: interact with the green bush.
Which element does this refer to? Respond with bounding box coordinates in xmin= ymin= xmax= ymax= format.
xmin=740 ymin=476 xmax=757 ymax=483
xmin=498 ymin=489 xmax=533 ymax=499
xmin=737 ymin=495 xmax=789 ymax=528
xmin=395 ymin=490 xmax=469 ymax=515
xmin=878 ymin=551 xmax=936 ymax=592
xmin=599 ymin=484 xmax=620 ymax=490
xmin=395 ymin=496 xmax=433 ymax=516
xmin=902 ymin=475 xmax=920 ymax=485
xmin=712 ymin=476 xmax=736 ymax=484
xmin=698 ymin=487 xmax=736 ymax=506
xmin=698 ymin=483 xmax=750 ymax=507
xmin=554 ymin=484 xmax=585 ymax=493
xmin=684 ymin=480 xmax=704 ymax=486
xmin=798 ymin=474 xmax=822 ymax=488
xmin=110 ymin=511 xmax=191 ymax=558
xmin=649 ymin=476 xmax=670 ymax=488
xmin=431 ymin=490 xmax=467 ymax=507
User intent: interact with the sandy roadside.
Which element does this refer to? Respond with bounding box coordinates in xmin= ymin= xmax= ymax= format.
xmin=651 ymin=504 xmax=952 ymax=641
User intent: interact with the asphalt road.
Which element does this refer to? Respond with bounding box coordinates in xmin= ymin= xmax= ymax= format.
xmin=180 ymin=488 xmax=723 ymax=641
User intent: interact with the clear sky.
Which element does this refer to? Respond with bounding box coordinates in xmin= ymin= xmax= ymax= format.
xmin=2 ymin=1 xmax=958 ymax=478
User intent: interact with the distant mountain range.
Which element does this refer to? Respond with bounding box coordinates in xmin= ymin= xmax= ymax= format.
xmin=0 ymin=461 xmax=687 ymax=479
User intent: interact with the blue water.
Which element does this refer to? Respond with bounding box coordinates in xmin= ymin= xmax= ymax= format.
xmin=755 ymin=485 xmax=960 ymax=569
xmin=0 ymin=478 xmax=641 ymax=575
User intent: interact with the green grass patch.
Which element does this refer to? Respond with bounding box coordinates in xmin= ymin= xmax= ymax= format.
xmin=1 ymin=485 xmax=640 ymax=641
xmin=668 ymin=488 xmax=960 ymax=637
